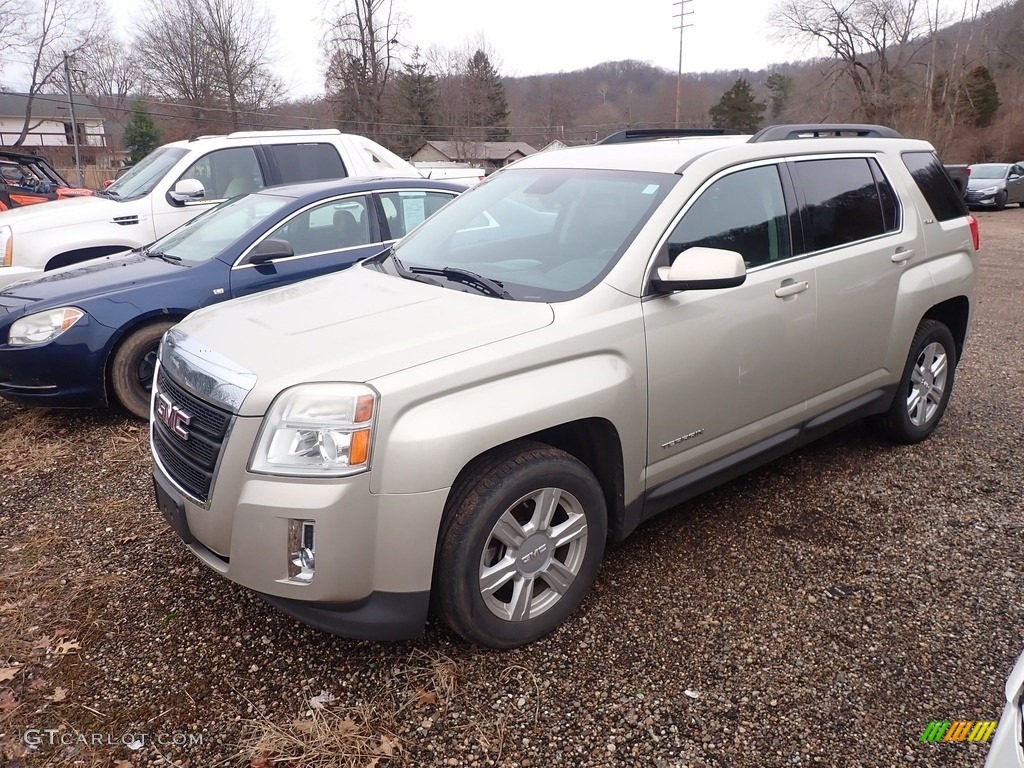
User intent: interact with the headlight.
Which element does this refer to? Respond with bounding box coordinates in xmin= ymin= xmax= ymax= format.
xmin=8 ymin=307 xmax=85 ymax=346
xmin=0 ymin=226 xmax=11 ymax=267
xmin=979 ymin=186 xmax=1000 ymax=195
xmin=249 ymin=383 xmax=377 ymax=477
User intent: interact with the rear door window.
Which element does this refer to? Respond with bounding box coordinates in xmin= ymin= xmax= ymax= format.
xmin=378 ymin=190 xmax=459 ymax=239
xmin=270 ymin=143 xmax=347 ymax=184
xmin=791 ymin=157 xmax=898 ymax=251
xmin=901 ymin=151 xmax=969 ymax=222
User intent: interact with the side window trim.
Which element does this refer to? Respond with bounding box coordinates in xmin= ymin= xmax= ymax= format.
xmin=232 ymin=192 xmax=372 ymax=268
xmin=170 ymin=145 xmax=269 ymax=206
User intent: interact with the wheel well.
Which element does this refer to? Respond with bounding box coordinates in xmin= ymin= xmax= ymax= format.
xmin=446 ymin=418 xmax=626 ymax=539
xmin=923 ymin=296 xmax=970 ymax=361
xmin=46 ymin=245 xmax=134 ymax=271
xmin=102 ymin=315 xmax=184 ymax=401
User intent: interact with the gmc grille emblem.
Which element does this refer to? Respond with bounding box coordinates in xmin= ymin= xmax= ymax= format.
xmin=155 ymin=391 xmax=191 ymax=440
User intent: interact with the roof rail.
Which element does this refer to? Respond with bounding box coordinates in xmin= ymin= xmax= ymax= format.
xmin=749 ymin=124 xmax=904 ymax=142
xmin=597 ymin=128 xmax=742 ymax=145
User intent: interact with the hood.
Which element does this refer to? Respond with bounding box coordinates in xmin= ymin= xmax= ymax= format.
xmin=0 ymin=251 xmax=189 ymax=306
xmin=0 ymin=193 xmax=129 ymax=232
xmin=967 ymin=176 xmax=1005 ymax=190
xmin=170 ymin=265 xmax=555 ymax=416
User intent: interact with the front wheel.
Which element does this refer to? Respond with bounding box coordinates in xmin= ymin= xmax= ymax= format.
xmin=109 ymin=321 xmax=175 ymax=419
xmin=869 ymin=319 xmax=957 ymax=444
xmin=995 ymin=191 xmax=1008 ymax=210
xmin=436 ymin=442 xmax=607 ymax=649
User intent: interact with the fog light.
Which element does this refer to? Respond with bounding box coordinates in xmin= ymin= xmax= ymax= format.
xmin=287 ymin=520 xmax=315 ymax=583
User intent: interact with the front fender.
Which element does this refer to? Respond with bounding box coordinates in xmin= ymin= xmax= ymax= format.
xmin=370 ymin=353 xmax=646 ymax=498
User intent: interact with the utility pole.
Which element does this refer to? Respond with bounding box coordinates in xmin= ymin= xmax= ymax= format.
xmin=673 ymin=0 xmax=694 ymax=129
xmin=62 ymin=52 xmax=84 ymax=187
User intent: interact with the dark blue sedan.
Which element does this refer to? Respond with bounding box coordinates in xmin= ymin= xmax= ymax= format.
xmin=0 ymin=177 xmax=463 ymax=417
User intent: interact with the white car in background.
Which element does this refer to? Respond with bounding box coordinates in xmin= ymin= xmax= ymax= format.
xmin=986 ymin=649 xmax=1024 ymax=767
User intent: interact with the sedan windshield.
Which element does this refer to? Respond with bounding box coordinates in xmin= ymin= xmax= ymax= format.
xmin=147 ymin=192 xmax=293 ymax=263
xmin=104 ymin=146 xmax=188 ymax=200
xmin=387 ymin=167 xmax=674 ymax=301
xmin=970 ymin=163 xmax=1009 ymax=180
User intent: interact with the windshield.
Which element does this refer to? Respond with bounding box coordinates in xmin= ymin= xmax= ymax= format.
xmin=970 ymin=163 xmax=1009 ymax=180
xmin=386 ymin=167 xmax=674 ymax=301
xmin=147 ymin=192 xmax=293 ymax=263
xmin=105 ymin=146 xmax=188 ymax=199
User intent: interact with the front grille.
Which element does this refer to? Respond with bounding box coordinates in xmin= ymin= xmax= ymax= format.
xmin=152 ymin=366 xmax=232 ymax=501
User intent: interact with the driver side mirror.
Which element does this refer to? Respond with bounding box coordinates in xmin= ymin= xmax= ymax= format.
xmin=651 ymin=246 xmax=747 ymax=293
xmin=169 ymin=178 xmax=206 ymax=204
xmin=247 ymin=238 xmax=295 ymax=265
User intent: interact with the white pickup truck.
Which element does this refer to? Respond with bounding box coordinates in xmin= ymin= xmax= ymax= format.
xmin=0 ymin=130 xmax=469 ymax=290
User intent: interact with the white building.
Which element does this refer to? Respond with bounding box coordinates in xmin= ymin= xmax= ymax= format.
xmin=0 ymin=92 xmax=107 ymax=149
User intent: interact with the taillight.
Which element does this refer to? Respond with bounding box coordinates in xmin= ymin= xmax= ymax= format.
xmin=967 ymin=214 xmax=981 ymax=252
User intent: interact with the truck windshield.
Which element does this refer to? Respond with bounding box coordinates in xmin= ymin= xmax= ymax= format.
xmin=146 ymin=192 xmax=292 ymax=263
xmin=105 ymin=147 xmax=189 ymax=200
xmin=388 ymin=167 xmax=673 ymax=301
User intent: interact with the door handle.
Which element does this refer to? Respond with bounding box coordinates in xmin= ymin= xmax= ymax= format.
xmin=775 ymin=280 xmax=809 ymax=298
xmin=892 ymin=248 xmax=914 ymax=263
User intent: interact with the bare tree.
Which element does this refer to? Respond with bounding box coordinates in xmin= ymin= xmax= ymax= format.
xmin=71 ymin=32 xmax=139 ymax=118
xmin=770 ymin=0 xmax=933 ymax=126
xmin=8 ymin=0 xmax=105 ymax=145
xmin=322 ymin=0 xmax=405 ymax=141
xmin=133 ymin=0 xmax=283 ymax=131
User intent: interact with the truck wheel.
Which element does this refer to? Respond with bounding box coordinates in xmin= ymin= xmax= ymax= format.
xmin=869 ymin=319 xmax=956 ymax=444
xmin=110 ymin=321 xmax=175 ymax=420
xmin=436 ymin=442 xmax=607 ymax=649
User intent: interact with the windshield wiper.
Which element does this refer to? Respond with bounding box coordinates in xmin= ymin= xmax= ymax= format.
xmin=145 ymin=248 xmax=184 ymax=265
xmin=408 ymin=265 xmax=514 ymax=300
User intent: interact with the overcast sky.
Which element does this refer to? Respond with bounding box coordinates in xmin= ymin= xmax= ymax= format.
xmin=270 ymin=0 xmax=806 ymax=98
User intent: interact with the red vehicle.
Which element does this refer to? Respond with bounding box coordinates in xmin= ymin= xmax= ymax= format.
xmin=0 ymin=150 xmax=93 ymax=211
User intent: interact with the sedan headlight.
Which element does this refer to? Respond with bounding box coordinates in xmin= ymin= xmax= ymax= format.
xmin=249 ymin=383 xmax=377 ymax=477
xmin=0 ymin=226 xmax=11 ymax=267
xmin=8 ymin=307 xmax=85 ymax=346
xmin=979 ymin=185 xmax=1000 ymax=195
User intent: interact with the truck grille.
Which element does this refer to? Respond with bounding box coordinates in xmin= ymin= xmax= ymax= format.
xmin=152 ymin=366 xmax=232 ymax=502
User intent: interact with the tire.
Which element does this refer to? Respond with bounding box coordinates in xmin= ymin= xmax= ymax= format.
xmin=869 ymin=319 xmax=957 ymax=444
xmin=436 ymin=442 xmax=607 ymax=649
xmin=109 ymin=321 xmax=175 ymax=419
xmin=995 ymin=191 xmax=1007 ymax=210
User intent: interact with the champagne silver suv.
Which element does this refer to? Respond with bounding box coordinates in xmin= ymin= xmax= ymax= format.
xmin=149 ymin=124 xmax=979 ymax=649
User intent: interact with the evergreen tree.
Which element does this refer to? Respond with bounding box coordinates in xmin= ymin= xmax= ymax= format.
xmin=393 ymin=48 xmax=442 ymax=157
xmin=964 ymin=65 xmax=1000 ymax=127
xmin=709 ymin=78 xmax=765 ymax=133
xmin=466 ymin=49 xmax=510 ymax=141
xmin=765 ymin=73 xmax=793 ymax=120
xmin=122 ymin=101 xmax=162 ymax=165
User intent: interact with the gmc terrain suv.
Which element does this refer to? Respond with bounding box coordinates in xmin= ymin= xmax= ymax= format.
xmin=150 ymin=124 xmax=979 ymax=649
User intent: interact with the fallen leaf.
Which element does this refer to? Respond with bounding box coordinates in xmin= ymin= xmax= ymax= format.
xmin=113 ymin=761 xmax=134 ymax=768
xmin=290 ymin=720 xmax=314 ymax=734
xmin=375 ymin=734 xmax=396 ymax=756
xmin=414 ymin=689 xmax=437 ymax=708
xmin=336 ymin=717 xmax=359 ymax=735
xmin=308 ymin=690 xmax=335 ymax=710
xmin=31 ymin=635 xmax=54 ymax=651
xmin=249 ymin=756 xmax=272 ymax=768
xmin=47 ymin=687 xmax=67 ymax=702
xmin=0 ymin=665 xmax=23 ymax=682
xmin=0 ymin=690 xmax=19 ymax=712
xmin=54 ymin=640 xmax=80 ymax=656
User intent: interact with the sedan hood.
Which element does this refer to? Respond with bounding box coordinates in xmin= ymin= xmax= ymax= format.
xmin=169 ymin=265 xmax=555 ymax=416
xmin=0 ymin=193 xmax=127 ymax=232
xmin=0 ymin=251 xmax=186 ymax=306
xmin=967 ymin=177 xmax=1005 ymax=190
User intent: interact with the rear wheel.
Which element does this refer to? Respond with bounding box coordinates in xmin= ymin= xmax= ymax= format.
xmin=869 ymin=319 xmax=957 ymax=444
xmin=436 ymin=442 xmax=607 ymax=649
xmin=109 ymin=321 xmax=175 ymax=419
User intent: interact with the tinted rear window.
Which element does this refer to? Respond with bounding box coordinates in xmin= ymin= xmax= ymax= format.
xmin=792 ymin=158 xmax=896 ymax=251
xmin=271 ymin=143 xmax=347 ymax=184
xmin=901 ymin=151 xmax=968 ymax=222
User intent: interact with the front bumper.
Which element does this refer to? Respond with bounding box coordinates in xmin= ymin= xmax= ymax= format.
xmin=0 ymin=265 xmax=44 ymax=291
xmin=152 ymin=422 xmax=450 ymax=641
xmin=0 ymin=316 xmax=110 ymax=408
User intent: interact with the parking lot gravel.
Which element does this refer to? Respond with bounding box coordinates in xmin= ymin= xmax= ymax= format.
xmin=0 ymin=210 xmax=1021 ymax=768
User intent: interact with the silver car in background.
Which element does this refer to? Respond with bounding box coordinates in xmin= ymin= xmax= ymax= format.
xmin=965 ymin=162 xmax=1024 ymax=209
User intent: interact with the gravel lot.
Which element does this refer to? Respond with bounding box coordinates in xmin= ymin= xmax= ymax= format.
xmin=0 ymin=210 xmax=1022 ymax=768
